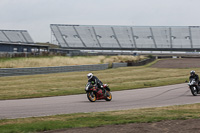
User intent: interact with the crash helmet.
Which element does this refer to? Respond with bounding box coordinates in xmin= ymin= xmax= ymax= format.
xmin=87 ymin=73 xmax=93 ymax=80
xmin=190 ymin=70 xmax=195 ymax=76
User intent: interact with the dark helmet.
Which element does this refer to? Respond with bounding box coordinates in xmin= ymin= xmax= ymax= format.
xmin=190 ymin=70 xmax=195 ymax=76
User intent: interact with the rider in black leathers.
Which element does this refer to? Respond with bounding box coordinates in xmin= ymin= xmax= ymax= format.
xmin=87 ymin=73 xmax=106 ymax=96
xmin=189 ymin=70 xmax=199 ymax=85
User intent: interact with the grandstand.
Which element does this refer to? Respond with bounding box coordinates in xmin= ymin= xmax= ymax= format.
xmin=51 ymin=24 xmax=200 ymax=51
xmin=0 ymin=30 xmax=48 ymax=53
xmin=0 ymin=30 xmax=34 ymax=44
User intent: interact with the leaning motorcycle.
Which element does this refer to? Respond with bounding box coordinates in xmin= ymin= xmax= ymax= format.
xmin=188 ymin=78 xmax=200 ymax=96
xmin=85 ymin=82 xmax=112 ymax=102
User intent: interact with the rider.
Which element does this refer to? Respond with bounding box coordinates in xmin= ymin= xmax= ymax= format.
xmin=189 ymin=70 xmax=199 ymax=84
xmin=87 ymin=73 xmax=106 ymax=96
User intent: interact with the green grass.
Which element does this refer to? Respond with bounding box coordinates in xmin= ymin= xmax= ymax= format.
xmin=0 ymin=103 xmax=200 ymax=133
xmin=0 ymin=61 xmax=193 ymax=100
xmin=0 ymin=58 xmax=199 ymax=133
xmin=0 ymin=55 xmax=146 ymax=68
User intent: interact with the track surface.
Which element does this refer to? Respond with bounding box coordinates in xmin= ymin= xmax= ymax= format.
xmin=0 ymin=83 xmax=199 ymax=119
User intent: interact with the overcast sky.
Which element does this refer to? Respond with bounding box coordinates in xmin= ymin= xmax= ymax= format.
xmin=0 ymin=0 xmax=200 ymax=43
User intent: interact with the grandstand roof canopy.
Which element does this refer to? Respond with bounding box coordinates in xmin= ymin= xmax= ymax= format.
xmin=0 ymin=30 xmax=34 ymax=44
xmin=51 ymin=24 xmax=200 ymax=51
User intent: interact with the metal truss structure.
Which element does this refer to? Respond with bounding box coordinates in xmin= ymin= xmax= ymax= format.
xmin=51 ymin=24 xmax=200 ymax=51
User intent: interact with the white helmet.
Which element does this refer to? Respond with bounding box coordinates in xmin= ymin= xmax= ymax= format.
xmin=87 ymin=73 xmax=93 ymax=80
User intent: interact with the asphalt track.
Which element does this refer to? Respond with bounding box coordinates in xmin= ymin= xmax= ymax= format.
xmin=0 ymin=83 xmax=200 ymax=119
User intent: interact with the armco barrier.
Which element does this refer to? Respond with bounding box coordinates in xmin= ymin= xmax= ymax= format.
xmin=112 ymin=58 xmax=156 ymax=68
xmin=0 ymin=64 xmax=109 ymax=77
xmin=0 ymin=58 xmax=156 ymax=77
xmin=112 ymin=62 xmax=127 ymax=68
xmin=127 ymin=57 xmax=156 ymax=66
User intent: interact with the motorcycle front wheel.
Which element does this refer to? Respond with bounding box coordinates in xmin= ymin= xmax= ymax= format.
xmin=87 ymin=92 xmax=96 ymax=102
xmin=190 ymin=86 xmax=198 ymax=96
xmin=105 ymin=91 xmax=112 ymax=101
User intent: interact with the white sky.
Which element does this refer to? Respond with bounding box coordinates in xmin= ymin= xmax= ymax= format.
xmin=0 ymin=0 xmax=200 ymax=43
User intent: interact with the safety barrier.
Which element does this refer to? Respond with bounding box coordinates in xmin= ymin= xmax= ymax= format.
xmin=0 ymin=58 xmax=155 ymax=77
xmin=0 ymin=64 xmax=109 ymax=77
xmin=112 ymin=62 xmax=127 ymax=68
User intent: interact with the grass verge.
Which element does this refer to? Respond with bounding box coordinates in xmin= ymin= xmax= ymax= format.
xmin=0 ymin=103 xmax=200 ymax=133
xmin=0 ymin=63 xmax=194 ymax=100
xmin=0 ymin=55 xmax=146 ymax=68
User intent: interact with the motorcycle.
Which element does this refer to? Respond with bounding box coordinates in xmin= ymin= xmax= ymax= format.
xmin=188 ymin=78 xmax=200 ymax=96
xmin=85 ymin=82 xmax=112 ymax=102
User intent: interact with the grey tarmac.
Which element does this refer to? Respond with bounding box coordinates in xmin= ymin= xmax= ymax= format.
xmin=0 ymin=83 xmax=199 ymax=119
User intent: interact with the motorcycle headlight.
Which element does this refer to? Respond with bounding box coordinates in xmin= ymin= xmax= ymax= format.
xmin=85 ymin=86 xmax=89 ymax=91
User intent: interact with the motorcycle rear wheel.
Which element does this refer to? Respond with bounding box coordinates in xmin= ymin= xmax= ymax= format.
xmin=105 ymin=91 xmax=112 ymax=101
xmin=87 ymin=92 xmax=96 ymax=102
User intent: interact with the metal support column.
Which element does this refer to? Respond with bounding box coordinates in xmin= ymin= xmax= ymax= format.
xmin=169 ymin=27 xmax=173 ymax=49
xmin=20 ymin=31 xmax=28 ymax=43
xmin=73 ymin=26 xmax=87 ymax=47
xmin=92 ymin=27 xmax=102 ymax=47
xmin=50 ymin=26 xmax=54 ymax=44
xmin=150 ymin=27 xmax=157 ymax=48
xmin=55 ymin=25 xmax=70 ymax=47
xmin=126 ymin=28 xmax=134 ymax=48
xmin=1 ymin=31 xmax=12 ymax=42
xmin=130 ymin=27 xmax=137 ymax=48
xmin=111 ymin=27 xmax=122 ymax=48
xmin=189 ymin=26 xmax=193 ymax=48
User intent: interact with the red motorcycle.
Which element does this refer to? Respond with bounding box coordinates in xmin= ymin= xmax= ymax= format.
xmin=85 ymin=82 xmax=112 ymax=102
